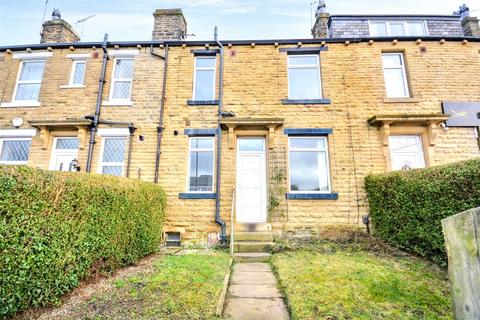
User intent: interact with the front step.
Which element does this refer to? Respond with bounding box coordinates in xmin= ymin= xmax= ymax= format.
xmin=233 ymin=241 xmax=274 ymax=253
xmin=235 ymin=232 xmax=273 ymax=242
xmin=234 ymin=223 xmax=272 ymax=233
xmin=234 ymin=253 xmax=271 ymax=263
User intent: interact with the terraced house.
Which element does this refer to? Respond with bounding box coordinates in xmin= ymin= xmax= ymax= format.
xmin=1 ymin=2 xmax=479 ymax=248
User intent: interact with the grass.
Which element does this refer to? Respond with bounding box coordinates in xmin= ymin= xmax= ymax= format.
xmin=41 ymin=250 xmax=230 ymax=320
xmin=271 ymin=236 xmax=452 ymax=320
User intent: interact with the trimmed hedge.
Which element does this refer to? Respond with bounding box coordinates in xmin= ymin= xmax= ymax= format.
xmin=365 ymin=158 xmax=480 ymax=267
xmin=0 ymin=166 xmax=166 ymax=317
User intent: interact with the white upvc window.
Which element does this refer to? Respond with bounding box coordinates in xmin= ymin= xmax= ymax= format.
xmin=13 ymin=60 xmax=46 ymax=103
xmin=187 ymin=137 xmax=215 ymax=192
xmin=389 ymin=135 xmax=426 ymax=171
xmin=288 ymin=137 xmax=331 ymax=193
xmin=370 ymin=21 xmax=427 ymax=37
xmin=98 ymin=137 xmax=127 ymax=176
xmin=109 ymin=58 xmax=134 ymax=102
xmin=0 ymin=138 xmax=32 ymax=165
xmin=382 ymin=53 xmax=410 ymax=98
xmin=193 ymin=57 xmax=216 ymax=101
xmin=69 ymin=60 xmax=86 ymax=86
xmin=287 ymin=55 xmax=322 ymax=100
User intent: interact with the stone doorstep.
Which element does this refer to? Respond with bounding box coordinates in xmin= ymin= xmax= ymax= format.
xmin=224 ymin=297 xmax=289 ymax=320
xmin=228 ymin=284 xmax=283 ymax=299
xmin=233 ymin=262 xmax=272 ymax=273
xmin=233 ymin=241 xmax=274 ymax=253
xmin=233 ymin=253 xmax=271 ymax=263
xmin=234 ymin=231 xmax=274 ymax=242
xmin=230 ymin=271 xmax=277 ymax=285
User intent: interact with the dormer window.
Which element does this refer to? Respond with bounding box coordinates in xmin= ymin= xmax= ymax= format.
xmin=370 ymin=21 xmax=427 ymax=37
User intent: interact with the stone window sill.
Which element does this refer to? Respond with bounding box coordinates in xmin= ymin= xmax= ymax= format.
xmin=383 ymin=97 xmax=419 ymax=103
xmin=187 ymin=100 xmax=219 ymax=106
xmin=282 ymin=98 xmax=331 ymax=105
xmin=59 ymin=84 xmax=86 ymax=89
xmin=1 ymin=101 xmax=41 ymax=108
xmin=286 ymin=192 xmax=338 ymax=200
xmin=102 ymin=100 xmax=133 ymax=106
xmin=179 ymin=192 xmax=217 ymax=199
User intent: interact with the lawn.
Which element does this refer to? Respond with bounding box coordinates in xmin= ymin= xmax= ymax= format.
xmin=26 ymin=250 xmax=230 ymax=320
xmin=271 ymin=240 xmax=452 ymax=320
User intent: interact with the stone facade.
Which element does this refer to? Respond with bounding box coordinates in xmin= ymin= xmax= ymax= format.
xmin=1 ymin=39 xmax=479 ymax=244
xmin=41 ymin=19 xmax=80 ymax=43
xmin=152 ymin=9 xmax=187 ymax=41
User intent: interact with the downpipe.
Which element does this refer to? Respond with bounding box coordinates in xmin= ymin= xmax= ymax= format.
xmin=153 ymin=45 xmax=168 ymax=184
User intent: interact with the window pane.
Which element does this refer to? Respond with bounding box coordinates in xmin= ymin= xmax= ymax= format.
xmin=290 ymin=138 xmax=325 ymax=149
xmin=384 ymin=68 xmax=408 ymax=97
xmin=15 ymin=83 xmax=41 ymax=101
xmin=112 ymin=81 xmax=132 ymax=99
xmin=382 ymin=54 xmax=402 ymax=67
xmin=72 ymin=62 xmax=86 ymax=85
xmin=238 ymin=139 xmax=264 ymax=152
xmin=189 ymin=150 xmax=213 ymax=191
xmin=56 ymin=138 xmax=79 ymax=150
xmin=103 ymin=138 xmax=126 ymax=162
xmin=371 ymin=22 xmax=387 ymax=36
xmin=19 ymin=62 xmax=45 ymax=81
xmin=288 ymin=68 xmax=321 ymax=99
xmin=191 ymin=138 xmax=214 ymax=149
xmin=114 ymin=59 xmax=133 ymax=78
xmin=0 ymin=140 xmax=31 ymax=162
xmin=194 ymin=69 xmax=215 ymax=100
xmin=406 ymin=22 xmax=425 ymax=36
xmin=389 ymin=23 xmax=405 ymax=36
xmin=288 ymin=56 xmax=317 ymax=66
xmin=102 ymin=166 xmax=123 ymax=176
xmin=196 ymin=57 xmax=216 ymax=68
xmin=290 ymin=151 xmax=329 ymax=192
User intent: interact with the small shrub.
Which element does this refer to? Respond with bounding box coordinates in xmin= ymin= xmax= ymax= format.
xmin=365 ymin=158 xmax=480 ymax=266
xmin=0 ymin=166 xmax=166 ymax=317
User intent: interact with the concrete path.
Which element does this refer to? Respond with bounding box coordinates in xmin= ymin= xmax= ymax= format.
xmin=223 ymin=263 xmax=289 ymax=320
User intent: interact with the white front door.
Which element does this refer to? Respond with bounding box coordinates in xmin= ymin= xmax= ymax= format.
xmin=389 ymin=135 xmax=426 ymax=171
xmin=49 ymin=137 xmax=79 ymax=172
xmin=236 ymin=137 xmax=267 ymax=223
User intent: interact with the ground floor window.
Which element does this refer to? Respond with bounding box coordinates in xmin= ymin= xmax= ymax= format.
xmin=388 ymin=135 xmax=426 ymax=170
xmin=99 ymin=137 xmax=127 ymax=176
xmin=288 ymin=136 xmax=331 ymax=192
xmin=187 ymin=137 xmax=214 ymax=192
xmin=0 ymin=138 xmax=32 ymax=164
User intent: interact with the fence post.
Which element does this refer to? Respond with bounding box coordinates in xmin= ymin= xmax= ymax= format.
xmin=442 ymin=207 xmax=480 ymax=319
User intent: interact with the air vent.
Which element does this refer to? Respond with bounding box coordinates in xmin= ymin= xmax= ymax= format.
xmin=165 ymin=232 xmax=181 ymax=247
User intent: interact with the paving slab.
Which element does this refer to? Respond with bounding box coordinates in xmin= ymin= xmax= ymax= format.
xmin=233 ymin=262 xmax=271 ymax=273
xmin=231 ymin=271 xmax=277 ymax=285
xmin=228 ymin=284 xmax=283 ymax=298
xmin=224 ymin=297 xmax=289 ymax=320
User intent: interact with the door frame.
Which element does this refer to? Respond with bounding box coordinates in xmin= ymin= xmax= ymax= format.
xmin=236 ymin=136 xmax=267 ymax=223
xmin=49 ymin=136 xmax=79 ymax=171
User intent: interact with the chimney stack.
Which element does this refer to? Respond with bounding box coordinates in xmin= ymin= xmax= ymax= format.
xmin=312 ymin=1 xmax=330 ymax=38
xmin=152 ymin=9 xmax=187 ymax=41
xmin=40 ymin=9 xmax=80 ymax=43
xmin=456 ymin=4 xmax=480 ymax=37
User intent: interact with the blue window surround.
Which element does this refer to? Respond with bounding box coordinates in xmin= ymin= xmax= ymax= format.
xmin=282 ymin=98 xmax=331 ymax=105
xmin=286 ymin=193 xmax=338 ymax=200
xmin=184 ymin=128 xmax=218 ymax=136
xmin=279 ymin=46 xmax=329 ymax=54
xmin=179 ymin=193 xmax=217 ymax=199
xmin=187 ymin=100 xmax=219 ymax=106
xmin=190 ymin=49 xmax=220 ymax=56
xmin=284 ymin=128 xmax=333 ymax=136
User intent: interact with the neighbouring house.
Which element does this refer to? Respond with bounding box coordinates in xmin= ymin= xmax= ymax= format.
xmin=0 ymin=2 xmax=479 ymax=247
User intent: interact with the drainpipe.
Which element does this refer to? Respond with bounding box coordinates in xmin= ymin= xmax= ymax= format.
xmin=153 ymin=45 xmax=168 ymax=183
xmin=86 ymin=33 xmax=109 ymax=172
xmin=126 ymin=126 xmax=137 ymax=178
xmin=214 ymin=26 xmax=227 ymax=244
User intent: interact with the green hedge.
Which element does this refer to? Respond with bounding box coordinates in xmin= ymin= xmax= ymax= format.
xmin=365 ymin=158 xmax=480 ymax=266
xmin=0 ymin=166 xmax=166 ymax=317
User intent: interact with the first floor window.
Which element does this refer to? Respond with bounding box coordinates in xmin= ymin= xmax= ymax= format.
xmin=0 ymin=138 xmax=32 ymax=164
xmin=288 ymin=55 xmax=322 ymax=100
xmin=288 ymin=137 xmax=331 ymax=192
xmin=382 ymin=53 xmax=410 ymax=98
xmin=188 ymin=137 xmax=214 ymax=192
xmin=14 ymin=60 xmax=45 ymax=101
xmin=99 ymin=137 xmax=126 ymax=176
xmin=389 ymin=135 xmax=426 ymax=171
xmin=110 ymin=58 xmax=134 ymax=101
xmin=69 ymin=60 xmax=86 ymax=86
xmin=370 ymin=21 xmax=426 ymax=37
xmin=193 ymin=57 xmax=216 ymax=100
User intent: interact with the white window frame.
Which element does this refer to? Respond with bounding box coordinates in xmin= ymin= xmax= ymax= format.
xmin=0 ymin=137 xmax=32 ymax=165
xmin=97 ymin=136 xmax=127 ymax=176
xmin=186 ymin=136 xmax=215 ymax=193
xmin=369 ymin=20 xmax=428 ymax=37
xmin=382 ymin=52 xmax=410 ymax=98
xmin=288 ymin=136 xmax=332 ymax=194
xmin=108 ymin=57 xmax=134 ymax=103
xmin=192 ymin=56 xmax=216 ymax=101
xmin=68 ymin=60 xmax=87 ymax=86
xmin=12 ymin=59 xmax=46 ymax=104
xmin=287 ymin=54 xmax=323 ymax=100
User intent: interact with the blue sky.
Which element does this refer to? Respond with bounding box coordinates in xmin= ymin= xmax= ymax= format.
xmin=0 ymin=0 xmax=474 ymax=45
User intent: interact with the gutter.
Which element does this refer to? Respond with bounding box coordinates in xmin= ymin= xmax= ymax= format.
xmin=153 ymin=44 xmax=168 ymax=184
xmin=214 ymin=26 xmax=227 ymax=244
xmin=85 ymin=33 xmax=108 ymax=173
